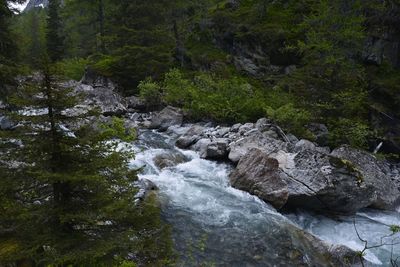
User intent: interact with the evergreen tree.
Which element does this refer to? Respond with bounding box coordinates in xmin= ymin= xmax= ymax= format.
xmin=46 ymin=0 xmax=64 ymax=62
xmin=0 ymin=62 xmax=174 ymax=265
xmin=0 ymin=0 xmax=23 ymax=98
xmin=104 ymin=0 xmax=175 ymax=92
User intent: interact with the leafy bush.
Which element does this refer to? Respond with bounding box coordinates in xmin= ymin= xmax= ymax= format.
xmin=57 ymin=57 xmax=89 ymax=81
xmin=161 ymin=69 xmax=265 ymax=123
xmin=265 ymin=103 xmax=312 ymax=138
xmin=138 ymin=78 xmax=163 ymax=109
xmin=328 ymin=119 xmax=371 ymax=148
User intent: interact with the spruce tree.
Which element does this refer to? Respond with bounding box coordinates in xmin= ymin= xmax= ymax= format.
xmin=46 ymin=0 xmax=64 ymax=62
xmin=0 ymin=62 xmax=174 ymax=265
xmin=0 ymin=0 xmax=21 ymax=97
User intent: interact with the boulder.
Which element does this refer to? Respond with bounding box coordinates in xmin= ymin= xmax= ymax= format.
xmin=255 ymin=117 xmax=271 ymax=132
xmin=205 ymin=138 xmax=229 ymax=160
xmin=81 ymin=67 xmax=116 ymax=89
xmin=191 ymin=138 xmax=212 ymax=158
xmin=175 ymin=125 xmax=205 ymax=149
xmin=153 ymin=152 xmax=188 ymax=170
xmin=149 ymin=106 xmax=183 ymax=131
xmin=294 ymin=139 xmax=316 ymax=152
xmin=0 ymin=115 xmax=14 ymax=130
xmin=238 ymin=123 xmax=254 ymax=135
xmin=126 ymin=96 xmax=146 ymax=112
xmin=331 ymin=145 xmax=399 ymax=210
xmin=228 ymin=130 xmax=288 ymax=163
xmin=282 ymin=149 xmax=378 ymax=213
xmin=230 ymin=123 xmax=242 ymax=133
xmin=229 ymin=148 xmax=289 ymax=209
xmin=230 ymin=145 xmax=399 ymax=214
xmin=74 ymin=83 xmax=127 ymax=116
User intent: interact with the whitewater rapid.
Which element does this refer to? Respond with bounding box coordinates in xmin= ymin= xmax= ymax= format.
xmin=128 ymin=129 xmax=400 ymax=266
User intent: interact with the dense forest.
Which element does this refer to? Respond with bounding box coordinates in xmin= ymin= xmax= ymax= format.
xmin=5 ymin=0 xmax=400 ymax=152
xmin=1 ymin=0 xmax=400 ymax=266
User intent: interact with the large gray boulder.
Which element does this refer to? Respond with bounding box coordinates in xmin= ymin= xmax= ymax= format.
xmin=230 ymin=148 xmax=289 ymax=209
xmin=229 ymin=145 xmax=400 ymax=214
xmin=283 ymin=149 xmax=377 ymax=214
xmin=331 ymin=145 xmax=400 ymax=210
xmin=73 ymin=83 xmax=127 ymax=116
xmin=228 ymin=130 xmax=288 ymax=163
xmin=149 ymin=106 xmax=183 ymax=131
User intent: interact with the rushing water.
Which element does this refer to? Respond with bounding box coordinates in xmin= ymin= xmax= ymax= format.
xmin=128 ymin=129 xmax=400 ymax=266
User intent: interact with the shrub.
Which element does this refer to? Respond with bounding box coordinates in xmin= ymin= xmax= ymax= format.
xmin=57 ymin=57 xmax=89 ymax=81
xmin=138 ymin=78 xmax=163 ymax=109
xmin=265 ymin=103 xmax=312 ymax=137
xmin=328 ymin=118 xmax=371 ymax=148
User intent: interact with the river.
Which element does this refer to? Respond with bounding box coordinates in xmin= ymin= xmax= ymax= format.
xmin=128 ymin=128 xmax=400 ymax=266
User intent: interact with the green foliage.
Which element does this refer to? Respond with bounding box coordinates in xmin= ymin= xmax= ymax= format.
xmin=138 ymin=78 xmax=163 ymax=109
xmin=100 ymin=116 xmax=136 ymax=142
xmin=163 ymin=68 xmax=194 ymax=106
xmin=390 ymin=225 xmax=400 ymax=234
xmin=265 ymin=103 xmax=312 ymax=138
xmin=329 ymin=119 xmax=371 ymax=148
xmin=10 ymin=8 xmax=47 ymax=67
xmin=56 ymin=57 xmax=88 ymax=80
xmin=161 ymin=69 xmax=265 ymax=123
xmin=46 ymin=0 xmax=64 ymax=62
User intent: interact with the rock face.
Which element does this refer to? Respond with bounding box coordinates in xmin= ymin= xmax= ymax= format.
xmin=230 ymin=148 xmax=289 ymax=209
xmin=149 ymin=106 xmax=183 ymax=131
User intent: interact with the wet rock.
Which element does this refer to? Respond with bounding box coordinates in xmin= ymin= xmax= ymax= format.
xmin=153 ymin=152 xmax=188 ymax=170
xmin=176 ymin=125 xmax=205 ymax=149
xmin=229 ymin=148 xmax=289 ymax=209
xmin=149 ymin=106 xmax=183 ymax=131
xmin=206 ymin=138 xmax=229 ymax=160
xmin=134 ymin=178 xmax=158 ymax=203
xmin=228 ymin=130 xmax=288 ymax=163
xmin=191 ymin=138 xmax=212 ymax=158
xmin=331 ymin=145 xmax=399 ymax=210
